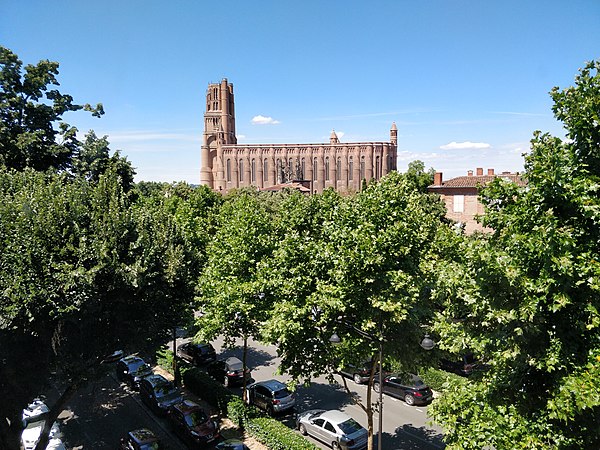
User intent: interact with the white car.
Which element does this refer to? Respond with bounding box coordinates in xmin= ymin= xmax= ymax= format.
xmin=296 ymin=409 xmax=367 ymax=450
xmin=21 ymin=399 xmax=62 ymax=450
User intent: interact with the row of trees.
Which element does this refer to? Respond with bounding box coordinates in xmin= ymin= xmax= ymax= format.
xmin=1 ymin=45 xmax=598 ymax=449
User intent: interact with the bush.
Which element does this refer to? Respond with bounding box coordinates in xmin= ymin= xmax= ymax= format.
xmin=246 ymin=416 xmax=320 ymax=450
xmin=182 ymin=367 xmax=234 ymax=415
xmin=421 ymin=367 xmax=467 ymax=392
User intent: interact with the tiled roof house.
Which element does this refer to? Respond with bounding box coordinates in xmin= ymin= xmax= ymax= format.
xmin=428 ymin=168 xmax=526 ymax=234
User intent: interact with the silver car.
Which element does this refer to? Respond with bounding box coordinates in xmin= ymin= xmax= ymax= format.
xmin=296 ymin=409 xmax=367 ymax=450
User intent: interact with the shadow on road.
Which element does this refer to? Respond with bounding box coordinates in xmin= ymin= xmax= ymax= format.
xmin=380 ymin=424 xmax=446 ymax=449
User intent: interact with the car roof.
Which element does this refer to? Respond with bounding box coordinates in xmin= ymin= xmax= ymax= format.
xmin=120 ymin=355 xmax=144 ymax=364
xmin=320 ymin=409 xmax=354 ymax=425
xmin=225 ymin=356 xmax=242 ymax=364
xmin=129 ymin=428 xmax=158 ymax=444
xmin=172 ymin=399 xmax=202 ymax=414
xmin=254 ymin=379 xmax=287 ymax=391
xmin=143 ymin=374 xmax=168 ymax=386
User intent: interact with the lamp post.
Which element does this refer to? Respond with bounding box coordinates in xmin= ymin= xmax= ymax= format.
xmin=330 ymin=325 xmax=435 ymax=450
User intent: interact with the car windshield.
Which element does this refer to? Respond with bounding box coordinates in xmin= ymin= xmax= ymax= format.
xmin=184 ymin=410 xmax=208 ymax=427
xmin=410 ymin=375 xmax=425 ymax=387
xmin=139 ymin=443 xmax=160 ymax=450
xmin=128 ymin=360 xmax=147 ymax=372
xmin=274 ymin=388 xmax=291 ymax=399
xmin=228 ymin=361 xmax=243 ymax=371
xmin=154 ymin=382 xmax=177 ymax=398
xmin=338 ymin=418 xmax=363 ymax=434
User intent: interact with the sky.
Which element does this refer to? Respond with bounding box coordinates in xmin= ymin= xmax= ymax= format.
xmin=2 ymin=0 xmax=599 ymax=184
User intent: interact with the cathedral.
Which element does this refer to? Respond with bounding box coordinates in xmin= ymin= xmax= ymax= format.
xmin=200 ymin=79 xmax=398 ymax=194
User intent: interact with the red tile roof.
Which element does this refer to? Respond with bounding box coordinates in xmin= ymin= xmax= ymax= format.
xmin=430 ymin=173 xmax=526 ymax=189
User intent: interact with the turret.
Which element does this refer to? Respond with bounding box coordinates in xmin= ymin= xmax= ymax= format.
xmin=390 ymin=122 xmax=397 ymax=146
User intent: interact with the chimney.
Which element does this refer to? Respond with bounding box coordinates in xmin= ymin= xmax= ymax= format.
xmin=433 ymin=172 xmax=443 ymax=186
xmin=488 ymin=168 xmax=494 ymax=176
xmin=476 ymin=167 xmax=483 ymax=176
xmin=467 ymin=170 xmax=473 ymax=176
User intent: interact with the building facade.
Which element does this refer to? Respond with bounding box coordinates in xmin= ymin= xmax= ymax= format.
xmin=200 ymin=79 xmax=398 ymax=194
xmin=428 ymin=168 xmax=526 ymax=234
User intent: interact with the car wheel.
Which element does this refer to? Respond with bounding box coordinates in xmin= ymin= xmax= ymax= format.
xmin=353 ymin=373 xmax=363 ymax=384
xmin=373 ymin=382 xmax=381 ymax=393
xmin=299 ymin=424 xmax=307 ymax=436
xmin=404 ymin=394 xmax=415 ymax=406
xmin=332 ymin=442 xmax=341 ymax=450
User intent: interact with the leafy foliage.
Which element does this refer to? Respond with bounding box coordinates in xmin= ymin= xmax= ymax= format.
xmin=430 ymin=60 xmax=600 ymax=449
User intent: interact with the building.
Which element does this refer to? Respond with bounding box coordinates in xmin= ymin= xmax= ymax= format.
xmin=428 ymin=168 xmax=526 ymax=234
xmin=199 ymin=79 xmax=398 ymax=194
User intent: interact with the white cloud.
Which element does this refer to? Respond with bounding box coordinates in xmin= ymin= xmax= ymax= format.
xmin=440 ymin=141 xmax=491 ymax=150
xmin=251 ymin=115 xmax=280 ymax=125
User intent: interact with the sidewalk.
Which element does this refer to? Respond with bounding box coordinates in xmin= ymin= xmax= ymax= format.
xmin=153 ymin=365 xmax=269 ymax=450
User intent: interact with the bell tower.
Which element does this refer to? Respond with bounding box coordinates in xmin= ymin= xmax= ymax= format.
xmin=200 ymin=79 xmax=237 ymax=188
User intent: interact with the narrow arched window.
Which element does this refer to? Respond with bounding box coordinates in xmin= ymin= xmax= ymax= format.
xmin=348 ymin=156 xmax=354 ymax=181
xmin=325 ymin=157 xmax=330 ymax=181
xmin=239 ymin=160 xmax=244 ymax=182
xmin=276 ymin=159 xmax=282 ymax=184
xmin=301 ymin=158 xmax=305 ymax=180
xmin=226 ymin=159 xmax=231 ymax=182
xmin=263 ymin=159 xmax=268 ymax=182
xmin=251 ymin=158 xmax=256 ymax=183
xmin=336 ymin=157 xmax=341 ymax=181
xmin=360 ymin=156 xmax=365 ymax=181
xmin=313 ymin=158 xmax=318 ymax=181
xmin=375 ymin=156 xmax=381 ymax=179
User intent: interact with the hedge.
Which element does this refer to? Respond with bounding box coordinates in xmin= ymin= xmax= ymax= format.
xmin=182 ymin=368 xmax=319 ymax=450
xmin=421 ymin=367 xmax=468 ymax=392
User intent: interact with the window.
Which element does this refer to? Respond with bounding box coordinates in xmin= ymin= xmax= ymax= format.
xmin=300 ymin=158 xmax=305 ymax=180
xmin=313 ymin=158 xmax=318 ymax=181
xmin=251 ymin=158 xmax=256 ymax=183
xmin=453 ymin=195 xmax=465 ymax=213
xmin=263 ymin=159 xmax=268 ymax=182
xmin=360 ymin=156 xmax=365 ymax=181
xmin=348 ymin=157 xmax=353 ymax=181
xmin=375 ymin=156 xmax=381 ymax=179
xmin=239 ymin=160 xmax=244 ymax=182
xmin=276 ymin=159 xmax=282 ymax=184
xmin=336 ymin=157 xmax=341 ymax=181
xmin=226 ymin=159 xmax=231 ymax=182
xmin=325 ymin=157 xmax=330 ymax=181
xmin=324 ymin=422 xmax=336 ymax=433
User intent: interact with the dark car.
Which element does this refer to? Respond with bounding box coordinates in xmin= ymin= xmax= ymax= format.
xmin=139 ymin=374 xmax=184 ymax=416
xmin=176 ymin=342 xmax=217 ymax=366
xmin=167 ymin=400 xmax=219 ymax=447
xmin=215 ymin=439 xmax=249 ymax=450
xmin=206 ymin=357 xmax=251 ymax=387
xmin=338 ymin=361 xmax=377 ymax=384
xmin=373 ymin=373 xmax=433 ymax=406
xmin=119 ymin=428 xmax=161 ymax=450
xmin=439 ymin=353 xmax=478 ymax=377
xmin=246 ymin=379 xmax=295 ymax=415
xmin=116 ymin=355 xmax=153 ymax=389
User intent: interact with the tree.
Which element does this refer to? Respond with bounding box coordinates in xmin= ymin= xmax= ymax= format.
xmin=261 ymin=172 xmax=447 ymax=450
xmin=430 ymin=60 xmax=600 ymax=449
xmin=0 ymin=46 xmax=103 ymax=172
xmin=0 ymin=168 xmax=195 ymax=449
xmin=195 ymin=190 xmax=275 ymax=400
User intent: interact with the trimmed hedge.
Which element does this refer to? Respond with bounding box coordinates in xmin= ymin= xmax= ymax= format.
xmin=183 ymin=368 xmax=319 ymax=450
xmin=421 ymin=367 xmax=468 ymax=392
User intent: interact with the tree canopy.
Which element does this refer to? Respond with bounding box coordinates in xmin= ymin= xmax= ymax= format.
xmin=430 ymin=60 xmax=600 ymax=449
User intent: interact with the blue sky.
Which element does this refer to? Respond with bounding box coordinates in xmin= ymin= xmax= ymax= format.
xmin=2 ymin=0 xmax=599 ymax=184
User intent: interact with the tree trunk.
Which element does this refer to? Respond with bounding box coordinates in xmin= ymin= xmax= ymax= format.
xmin=33 ymin=383 xmax=78 ymax=450
xmin=242 ymin=334 xmax=248 ymax=403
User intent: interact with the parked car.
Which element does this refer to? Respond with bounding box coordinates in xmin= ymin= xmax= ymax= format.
xmin=207 ymin=357 xmax=251 ymax=386
xmin=167 ymin=399 xmax=219 ymax=447
xmin=372 ymin=373 xmax=433 ymax=406
xmin=439 ymin=353 xmax=478 ymax=377
xmin=21 ymin=398 xmax=62 ymax=450
xmin=139 ymin=374 xmax=184 ymax=416
xmin=296 ymin=409 xmax=368 ymax=450
xmin=337 ymin=361 xmax=378 ymax=384
xmin=215 ymin=439 xmax=249 ymax=450
xmin=102 ymin=349 xmax=124 ymax=364
xmin=176 ymin=342 xmax=217 ymax=365
xmin=246 ymin=379 xmax=295 ymax=415
xmin=116 ymin=355 xmax=153 ymax=389
xmin=119 ymin=428 xmax=161 ymax=450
